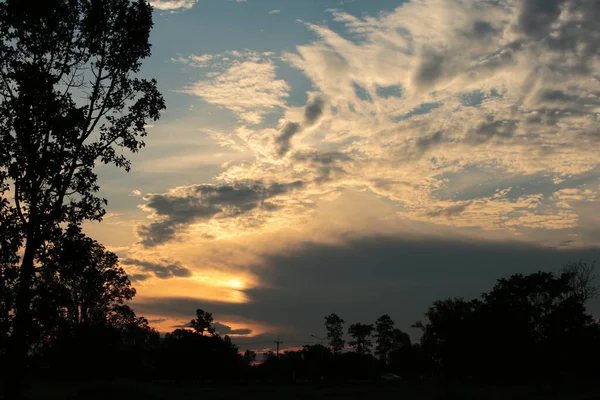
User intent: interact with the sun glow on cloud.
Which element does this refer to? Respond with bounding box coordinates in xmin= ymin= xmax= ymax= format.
xmin=149 ymin=0 xmax=198 ymax=11
xmin=94 ymin=0 xmax=600 ymax=341
xmin=138 ymin=0 xmax=600 ymax=248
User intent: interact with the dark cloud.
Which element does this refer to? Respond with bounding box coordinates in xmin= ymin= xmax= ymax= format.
xmin=518 ymin=0 xmax=565 ymax=38
xmin=538 ymin=89 xmax=579 ymax=103
xmin=129 ymin=273 xmax=152 ymax=282
xmin=526 ymin=107 xmax=592 ymax=126
xmin=275 ymin=96 xmax=326 ymax=156
xmin=414 ymin=49 xmax=445 ymax=88
xmin=292 ymin=151 xmax=350 ymax=182
xmin=275 ymin=122 xmax=301 ymax=157
xmin=465 ymin=117 xmax=518 ymax=144
xmin=416 ymin=131 xmax=444 ymax=152
xmin=133 ymin=235 xmax=600 ymax=351
xmin=518 ymin=0 xmax=600 ymax=73
xmin=138 ymin=181 xmax=303 ymax=247
xmin=426 ymin=202 xmax=471 ymax=218
xmin=122 ymin=258 xmax=192 ymax=279
xmin=460 ymin=20 xmax=499 ymax=40
xmin=472 ymin=20 xmax=498 ymax=37
xmin=213 ymin=322 xmax=252 ymax=336
xmin=304 ymin=96 xmax=326 ymax=125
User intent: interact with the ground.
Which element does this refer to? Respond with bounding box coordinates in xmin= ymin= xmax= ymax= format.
xmin=7 ymin=380 xmax=600 ymax=400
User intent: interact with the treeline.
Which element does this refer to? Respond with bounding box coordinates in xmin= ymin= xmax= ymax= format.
xmin=263 ymin=260 xmax=600 ymax=384
xmin=2 ymin=225 xmax=598 ymax=386
xmin=0 ymin=227 xmax=250 ymax=381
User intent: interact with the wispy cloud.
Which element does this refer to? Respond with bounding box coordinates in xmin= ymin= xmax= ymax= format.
xmin=176 ymin=51 xmax=289 ymax=124
xmin=122 ymin=258 xmax=192 ymax=279
xmin=149 ymin=0 xmax=198 ymax=11
xmin=269 ymin=9 xmax=281 ymax=14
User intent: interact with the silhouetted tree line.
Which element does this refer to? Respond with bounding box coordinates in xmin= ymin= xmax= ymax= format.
xmin=1 ymin=226 xmax=599 ymax=386
xmin=0 ymin=227 xmax=249 ymax=382
xmin=257 ymin=260 xmax=600 ymax=385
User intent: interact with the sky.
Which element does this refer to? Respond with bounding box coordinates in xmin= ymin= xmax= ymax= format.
xmin=85 ymin=0 xmax=600 ymax=352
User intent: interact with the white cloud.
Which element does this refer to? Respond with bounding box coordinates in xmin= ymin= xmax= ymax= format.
xmin=269 ymin=9 xmax=281 ymax=14
xmin=143 ymin=0 xmax=600 ymax=245
xmin=149 ymin=0 xmax=198 ymax=11
xmin=178 ymin=51 xmax=290 ymax=124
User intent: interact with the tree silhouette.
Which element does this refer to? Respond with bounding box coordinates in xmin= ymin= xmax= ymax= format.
xmin=375 ymin=314 xmax=395 ymax=364
xmin=414 ymin=297 xmax=480 ymax=380
xmin=414 ymin=266 xmax=600 ymax=382
xmin=0 ymin=198 xmax=20 ymax=355
xmin=561 ymin=260 xmax=598 ymax=304
xmin=348 ymin=322 xmax=374 ymax=355
xmin=324 ymin=313 xmax=345 ymax=355
xmin=243 ymin=349 xmax=257 ymax=365
xmin=0 ymin=0 xmax=164 ymax=391
xmin=190 ymin=309 xmax=216 ymax=336
xmin=34 ymin=225 xmax=135 ymax=329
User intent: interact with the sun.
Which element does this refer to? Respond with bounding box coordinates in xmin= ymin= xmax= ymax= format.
xmin=227 ymin=279 xmax=245 ymax=290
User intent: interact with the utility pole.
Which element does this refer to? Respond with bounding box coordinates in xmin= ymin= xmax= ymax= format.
xmin=274 ymin=336 xmax=283 ymax=358
xmin=311 ymin=334 xmax=326 ymax=382
xmin=311 ymin=335 xmax=325 ymax=361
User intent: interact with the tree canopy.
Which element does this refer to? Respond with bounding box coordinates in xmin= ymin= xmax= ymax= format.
xmin=0 ymin=0 xmax=164 ymax=393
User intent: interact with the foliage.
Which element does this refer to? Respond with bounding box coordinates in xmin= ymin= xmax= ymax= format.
xmin=375 ymin=314 xmax=395 ymax=363
xmin=414 ymin=262 xmax=600 ymax=382
xmin=158 ymin=327 xmax=242 ymax=381
xmin=190 ymin=308 xmax=216 ymax=336
xmin=0 ymin=0 xmax=164 ymax=387
xmin=324 ymin=313 xmax=345 ymax=355
xmin=348 ymin=322 xmax=374 ymax=355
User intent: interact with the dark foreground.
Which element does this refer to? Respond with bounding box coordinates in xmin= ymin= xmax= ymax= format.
xmin=6 ymin=380 xmax=600 ymax=400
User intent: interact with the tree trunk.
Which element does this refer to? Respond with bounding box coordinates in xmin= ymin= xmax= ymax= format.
xmin=0 ymin=263 xmax=9 ymax=343
xmin=4 ymin=233 xmax=37 ymax=399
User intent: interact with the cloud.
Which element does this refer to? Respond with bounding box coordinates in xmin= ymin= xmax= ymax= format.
xmin=129 ymin=273 xmax=152 ymax=282
xmin=130 ymin=190 xmax=142 ymax=197
xmin=177 ymin=51 xmax=290 ymax=124
xmin=138 ymin=181 xmax=304 ymax=246
xmin=149 ymin=0 xmax=198 ymax=11
xmin=122 ymin=258 xmax=192 ymax=279
xmin=269 ymin=9 xmax=281 ymax=14
xmin=212 ymin=0 xmax=600 ymax=235
xmin=275 ymin=95 xmax=326 ymax=156
xmin=123 ymin=0 xmax=600 ymax=326
xmin=132 ymin=234 xmax=600 ymax=349
xmin=213 ymin=322 xmax=252 ymax=336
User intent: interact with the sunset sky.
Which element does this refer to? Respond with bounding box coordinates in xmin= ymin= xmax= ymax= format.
xmin=85 ymin=0 xmax=600 ymax=351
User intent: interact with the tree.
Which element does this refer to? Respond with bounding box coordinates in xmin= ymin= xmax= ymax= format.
xmin=414 ymin=266 xmax=600 ymax=382
xmin=561 ymin=260 xmax=598 ymax=304
xmin=34 ymin=225 xmax=135 ymax=330
xmin=0 ymin=198 xmax=20 ymax=356
xmin=0 ymin=0 xmax=164 ymax=389
xmin=413 ymin=298 xmax=481 ymax=380
xmin=243 ymin=349 xmax=257 ymax=365
xmin=324 ymin=313 xmax=345 ymax=355
xmin=391 ymin=328 xmax=411 ymax=352
xmin=348 ymin=322 xmax=374 ymax=355
xmin=480 ymin=270 xmax=598 ymax=380
xmin=27 ymin=227 xmax=140 ymax=374
xmin=190 ymin=308 xmax=216 ymax=336
xmin=375 ymin=314 xmax=395 ymax=363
